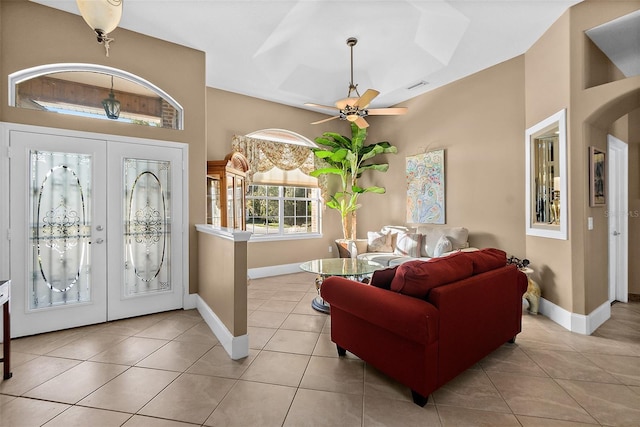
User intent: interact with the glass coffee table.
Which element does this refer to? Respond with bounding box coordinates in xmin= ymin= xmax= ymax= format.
xmin=300 ymin=258 xmax=383 ymax=314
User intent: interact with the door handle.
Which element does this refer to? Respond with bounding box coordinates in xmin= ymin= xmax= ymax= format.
xmin=613 ymin=231 xmax=620 ymax=236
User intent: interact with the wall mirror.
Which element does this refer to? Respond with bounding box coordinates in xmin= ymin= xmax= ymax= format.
xmin=9 ymin=63 xmax=183 ymax=129
xmin=525 ymin=109 xmax=567 ymax=240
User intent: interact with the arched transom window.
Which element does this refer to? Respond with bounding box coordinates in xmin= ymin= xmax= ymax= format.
xmin=8 ymin=63 xmax=184 ymax=130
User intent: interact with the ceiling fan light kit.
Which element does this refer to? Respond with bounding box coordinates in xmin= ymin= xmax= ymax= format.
xmin=306 ymin=37 xmax=407 ymax=129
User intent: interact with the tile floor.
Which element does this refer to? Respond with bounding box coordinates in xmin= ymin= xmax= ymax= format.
xmin=1 ymin=272 xmax=640 ymax=426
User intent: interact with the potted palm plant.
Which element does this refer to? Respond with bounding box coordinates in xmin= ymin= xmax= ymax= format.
xmin=310 ymin=123 xmax=397 ymax=252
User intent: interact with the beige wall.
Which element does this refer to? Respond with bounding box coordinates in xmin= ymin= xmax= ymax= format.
xmin=605 ymin=110 xmax=640 ymax=297
xmin=520 ymin=0 xmax=640 ymax=314
xmin=206 ymin=88 xmax=345 ymax=269
xmin=569 ymin=0 xmax=640 ymax=313
xmin=523 ymin=10 xmax=574 ymax=311
xmin=206 ymin=66 xmax=528 ymax=268
xmin=358 ymin=56 xmax=527 ymax=258
xmin=197 ymin=232 xmax=247 ymax=335
xmin=0 ymin=0 xmax=207 ymax=293
xmin=626 ymin=109 xmax=640 ymax=295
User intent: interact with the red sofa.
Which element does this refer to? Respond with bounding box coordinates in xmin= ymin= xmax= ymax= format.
xmin=320 ymin=248 xmax=527 ymax=406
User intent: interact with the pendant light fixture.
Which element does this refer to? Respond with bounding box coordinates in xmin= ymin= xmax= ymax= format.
xmin=76 ymin=0 xmax=123 ymax=57
xmin=102 ymin=75 xmax=121 ymax=119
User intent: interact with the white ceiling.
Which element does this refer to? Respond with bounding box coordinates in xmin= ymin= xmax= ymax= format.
xmin=32 ymin=0 xmax=583 ymax=111
xmin=585 ymin=9 xmax=640 ymax=78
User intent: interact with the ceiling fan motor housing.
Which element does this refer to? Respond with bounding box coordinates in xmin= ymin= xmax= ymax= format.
xmin=343 ymin=105 xmax=368 ymax=118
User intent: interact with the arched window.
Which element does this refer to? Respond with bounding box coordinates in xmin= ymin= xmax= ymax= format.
xmin=245 ymin=128 xmax=317 ymax=147
xmin=8 ymin=63 xmax=184 ymax=130
xmin=232 ymin=130 xmax=323 ymax=239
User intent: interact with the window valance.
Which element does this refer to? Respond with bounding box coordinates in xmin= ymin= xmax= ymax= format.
xmin=231 ymin=135 xmax=313 ymax=179
xmin=231 ymin=135 xmax=332 ymax=199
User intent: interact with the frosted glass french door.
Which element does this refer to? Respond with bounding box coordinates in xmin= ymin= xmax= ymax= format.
xmin=107 ymin=142 xmax=183 ymax=321
xmin=10 ymin=131 xmax=107 ymax=336
xmin=9 ymin=130 xmax=184 ymax=337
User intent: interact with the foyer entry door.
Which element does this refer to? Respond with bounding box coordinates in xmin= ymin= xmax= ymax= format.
xmin=107 ymin=141 xmax=184 ymax=321
xmin=8 ymin=129 xmax=185 ymax=337
xmin=607 ymin=134 xmax=628 ymax=303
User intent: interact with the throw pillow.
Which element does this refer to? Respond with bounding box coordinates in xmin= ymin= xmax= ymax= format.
xmin=465 ymin=248 xmax=507 ymax=275
xmin=353 ymin=239 xmax=369 ymax=256
xmin=390 ymin=252 xmax=474 ymax=299
xmin=394 ymin=232 xmax=422 ymax=257
xmin=441 ymin=227 xmax=469 ymax=250
xmin=381 ymin=226 xmax=415 ymax=251
xmin=367 ymin=231 xmax=393 ymax=253
xmin=419 ymin=226 xmax=470 ymax=257
xmin=381 ymin=225 xmax=412 ymax=234
xmin=433 ymin=235 xmax=452 ymax=257
xmin=422 ymin=230 xmax=444 ymax=258
xmin=369 ymin=266 xmax=398 ymax=290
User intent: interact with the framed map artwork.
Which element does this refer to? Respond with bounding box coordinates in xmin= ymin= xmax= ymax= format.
xmin=406 ymin=150 xmax=445 ymax=224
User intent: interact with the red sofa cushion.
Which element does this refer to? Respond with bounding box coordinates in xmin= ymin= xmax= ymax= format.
xmin=390 ymin=252 xmax=474 ymax=299
xmin=369 ymin=266 xmax=398 ymax=290
xmin=465 ymin=248 xmax=507 ymax=275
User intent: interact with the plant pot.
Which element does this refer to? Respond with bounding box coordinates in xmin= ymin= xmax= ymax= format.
xmin=335 ymin=239 xmax=368 ymax=258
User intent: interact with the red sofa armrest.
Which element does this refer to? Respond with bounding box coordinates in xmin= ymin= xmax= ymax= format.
xmin=428 ymin=265 xmax=527 ymax=386
xmin=321 ymin=276 xmax=439 ymax=345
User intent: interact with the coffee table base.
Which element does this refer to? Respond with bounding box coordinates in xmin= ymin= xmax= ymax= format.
xmin=312 ymin=295 xmax=330 ymax=314
xmin=301 ymin=259 xmax=383 ymax=315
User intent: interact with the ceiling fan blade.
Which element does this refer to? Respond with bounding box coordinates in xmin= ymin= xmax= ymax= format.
xmin=354 ymin=89 xmax=380 ymax=108
xmin=305 ymin=102 xmax=340 ymax=111
xmin=311 ymin=116 xmax=340 ymax=125
xmin=335 ymin=97 xmax=358 ymax=109
xmin=354 ymin=116 xmax=369 ymax=129
xmin=367 ymin=107 xmax=408 ymax=116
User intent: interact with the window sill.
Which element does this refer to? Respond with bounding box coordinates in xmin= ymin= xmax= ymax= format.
xmin=249 ymin=233 xmax=323 ymax=243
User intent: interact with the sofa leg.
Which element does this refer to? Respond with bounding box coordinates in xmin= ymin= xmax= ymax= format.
xmin=411 ymin=390 xmax=428 ymax=407
xmin=508 ymin=336 xmax=516 ymax=344
xmin=336 ymin=345 xmax=347 ymax=357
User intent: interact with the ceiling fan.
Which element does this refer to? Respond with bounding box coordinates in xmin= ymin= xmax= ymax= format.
xmin=306 ymin=37 xmax=408 ymax=129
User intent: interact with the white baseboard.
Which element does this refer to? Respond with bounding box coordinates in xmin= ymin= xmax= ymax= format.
xmin=578 ymin=300 xmax=610 ymax=335
xmin=196 ymin=295 xmax=248 ymax=360
xmin=539 ymin=297 xmax=611 ymax=335
xmin=183 ymin=293 xmax=197 ymax=310
xmin=248 ymin=262 xmax=302 ymax=279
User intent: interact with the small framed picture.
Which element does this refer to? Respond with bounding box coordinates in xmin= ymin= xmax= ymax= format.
xmin=589 ymin=146 xmax=606 ymax=207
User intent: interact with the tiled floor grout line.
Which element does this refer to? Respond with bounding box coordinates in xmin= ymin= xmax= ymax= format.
xmin=550 ymin=375 xmax=603 ymax=426
xmin=481 ymin=361 xmax=516 ymax=420
xmin=2 ymin=276 xmax=640 ymax=426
